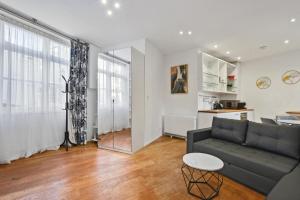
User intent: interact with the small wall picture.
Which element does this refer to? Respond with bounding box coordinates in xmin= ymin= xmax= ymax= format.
xmin=256 ymin=76 xmax=271 ymax=89
xmin=282 ymin=70 xmax=300 ymax=85
xmin=171 ymin=64 xmax=188 ymax=94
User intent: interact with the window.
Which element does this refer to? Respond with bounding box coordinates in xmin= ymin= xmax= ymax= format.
xmin=0 ymin=19 xmax=70 ymax=113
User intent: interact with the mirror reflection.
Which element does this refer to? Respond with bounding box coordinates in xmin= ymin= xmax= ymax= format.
xmin=97 ymin=48 xmax=132 ymax=152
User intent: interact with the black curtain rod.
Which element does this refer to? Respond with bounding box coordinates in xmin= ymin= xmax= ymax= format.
xmin=0 ymin=2 xmax=88 ymax=45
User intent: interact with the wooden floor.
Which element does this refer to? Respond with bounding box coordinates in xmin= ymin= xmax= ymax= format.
xmin=0 ymin=136 xmax=265 ymax=200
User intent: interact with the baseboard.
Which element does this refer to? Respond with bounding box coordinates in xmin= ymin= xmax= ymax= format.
xmin=144 ymin=134 xmax=163 ymax=147
xmin=163 ymin=132 xmax=186 ymax=139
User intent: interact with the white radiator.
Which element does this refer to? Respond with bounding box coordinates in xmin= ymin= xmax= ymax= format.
xmin=163 ymin=115 xmax=197 ymax=137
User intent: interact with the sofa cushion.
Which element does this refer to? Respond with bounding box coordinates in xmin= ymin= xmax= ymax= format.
xmin=211 ymin=117 xmax=248 ymax=144
xmin=245 ymin=122 xmax=300 ymax=159
xmin=267 ymin=165 xmax=300 ymax=200
xmin=193 ymin=138 xmax=298 ymax=181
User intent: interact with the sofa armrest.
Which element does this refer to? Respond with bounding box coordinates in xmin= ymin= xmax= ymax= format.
xmin=187 ymin=128 xmax=212 ymax=153
xmin=267 ymin=164 xmax=300 ymax=200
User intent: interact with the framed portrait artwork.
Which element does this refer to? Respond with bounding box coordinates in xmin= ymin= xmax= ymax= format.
xmin=171 ymin=64 xmax=188 ymax=94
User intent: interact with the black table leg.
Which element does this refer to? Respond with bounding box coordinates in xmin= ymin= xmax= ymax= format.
xmin=181 ymin=164 xmax=223 ymax=200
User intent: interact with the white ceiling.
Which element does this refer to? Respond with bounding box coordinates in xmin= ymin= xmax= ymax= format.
xmin=1 ymin=0 xmax=300 ymax=62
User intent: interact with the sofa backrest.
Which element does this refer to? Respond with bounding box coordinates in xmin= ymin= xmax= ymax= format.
xmin=211 ymin=117 xmax=248 ymax=144
xmin=245 ymin=122 xmax=300 ymax=159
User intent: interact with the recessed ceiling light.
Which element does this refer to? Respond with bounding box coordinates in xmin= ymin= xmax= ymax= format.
xmin=290 ymin=18 xmax=296 ymax=22
xmin=284 ymin=40 xmax=290 ymax=44
xmin=114 ymin=2 xmax=120 ymax=9
xmin=213 ymin=44 xmax=218 ymax=49
xmin=179 ymin=31 xmax=183 ymax=35
xmin=188 ymin=31 xmax=192 ymax=35
xmin=226 ymin=51 xmax=230 ymax=54
xmin=237 ymin=57 xmax=241 ymax=60
xmin=101 ymin=0 xmax=107 ymax=5
xmin=107 ymin=10 xmax=113 ymax=16
xmin=259 ymin=45 xmax=268 ymax=50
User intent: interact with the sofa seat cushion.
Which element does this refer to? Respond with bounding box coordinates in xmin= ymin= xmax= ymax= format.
xmin=193 ymin=138 xmax=298 ymax=181
xmin=267 ymin=165 xmax=300 ymax=200
xmin=245 ymin=122 xmax=300 ymax=159
xmin=211 ymin=117 xmax=248 ymax=144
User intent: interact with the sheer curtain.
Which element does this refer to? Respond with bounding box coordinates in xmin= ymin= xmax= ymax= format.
xmin=0 ymin=16 xmax=70 ymax=164
xmin=98 ymin=54 xmax=130 ymax=134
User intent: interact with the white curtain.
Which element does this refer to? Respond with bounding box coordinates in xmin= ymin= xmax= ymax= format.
xmin=0 ymin=16 xmax=70 ymax=164
xmin=98 ymin=54 xmax=130 ymax=134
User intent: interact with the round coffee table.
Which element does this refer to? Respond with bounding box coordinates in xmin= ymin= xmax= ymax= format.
xmin=181 ymin=153 xmax=224 ymax=200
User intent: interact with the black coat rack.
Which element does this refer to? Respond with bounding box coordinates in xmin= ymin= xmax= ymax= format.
xmin=61 ymin=75 xmax=77 ymax=151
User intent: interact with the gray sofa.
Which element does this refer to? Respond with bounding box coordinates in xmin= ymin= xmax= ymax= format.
xmin=187 ymin=117 xmax=300 ymax=199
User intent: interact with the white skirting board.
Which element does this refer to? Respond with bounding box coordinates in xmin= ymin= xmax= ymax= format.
xmin=163 ymin=115 xmax=197 ymax=137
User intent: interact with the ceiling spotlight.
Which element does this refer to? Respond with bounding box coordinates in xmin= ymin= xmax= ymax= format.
xmin=107 ymin=10 xmax=113 ymax=16
xmin=284 ymin=40 xmax=290 ymax=44
xmin=213 ymin=44 xmax=218 ymax=49
xmin=114 ymin=2 xmax=120 ymax=9
xmin=188 ymin=31 xmax=192 ymax=35
xmin=101 ymin=0 xmax=107 ymax=5
xmin=226 ymin=51 xmax=230 ymax=54
xmin=237 ymin=57 xmax=241 ymax=60
xmin=179 ymin=31 xmax=184 ymax=35
xmin=259 ymin=45 xmax=268 ymax=50
xmin=290 ymin=18 xmax=296 ymax=23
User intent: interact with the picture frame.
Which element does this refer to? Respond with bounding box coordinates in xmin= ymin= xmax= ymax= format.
xmin=171 ymin=64 xmax=188 ymax=94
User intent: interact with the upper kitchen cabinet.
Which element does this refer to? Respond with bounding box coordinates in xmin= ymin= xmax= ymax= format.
xmin=227 ymin=63 xmax=238 ymax=93
xmin=199 ymin=53 xmax=239 ymax=94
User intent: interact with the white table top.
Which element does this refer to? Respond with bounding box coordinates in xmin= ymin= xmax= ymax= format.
xmin=277 ymin=119 xmax=300 ymax=125
xmin=183 ymin=153 xmax=224 ymax=171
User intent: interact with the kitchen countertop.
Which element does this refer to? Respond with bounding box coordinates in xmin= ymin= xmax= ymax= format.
xmin=286 ymin=111 xmax=300 ymax=116
xmin=198 ymin=109 xmax=254 ymax=113
xmin=278 ymin=119 xmax=300 ymax=125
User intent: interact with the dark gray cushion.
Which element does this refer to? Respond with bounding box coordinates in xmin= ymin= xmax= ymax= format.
xmin=222 ymin=162 xmax=277 ymax=194
xmin=211 ymin=117 xmax=248 ymax=144
xmin=267 ymin=165 xmax=300 ymax=200
xmin=245 ymin=122 xmax=300 ymax=159
xmin=193 ymin=138 xmax=298 ymax=181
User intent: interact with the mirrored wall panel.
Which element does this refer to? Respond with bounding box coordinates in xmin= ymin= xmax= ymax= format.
xmin=97 ymin=48 xmax=132 ymax=152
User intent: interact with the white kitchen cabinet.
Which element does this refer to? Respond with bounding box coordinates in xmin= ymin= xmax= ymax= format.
xmin=197 ymin=113 xmax=215 ymax=129
xmin=200 ymin=53 xmax=238 ymax=94
xmin=217 ymin=112 xmax=242 ymax=120
xmin=197 ymin=110 xmax=255 ymax=129
xmin=247 ymin=111 xmax=255 ymax=121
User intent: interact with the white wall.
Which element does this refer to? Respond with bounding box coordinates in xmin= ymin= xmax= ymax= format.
xmin=86 ymin=44 xmax=101 ymax=140
xmin=86 ymin=88 xmax=97 ymax=140
xmin=240 ymin=50 xmax=300 ymax=121
xmin=144 ymin=40 xmax=164 ymax=145
xmin=88 ymin=44 xmax=99 ymax=89
xmin=163 ymin=49 xmax=199 ymax=116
